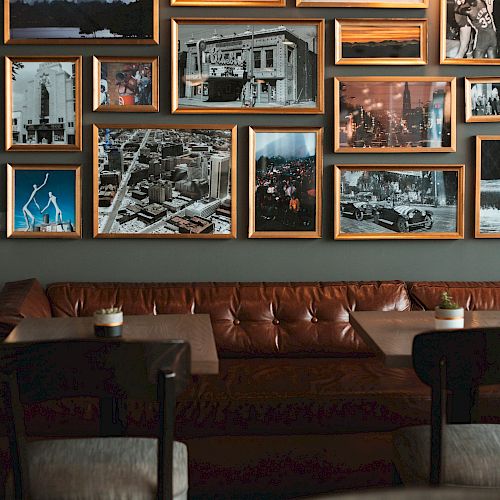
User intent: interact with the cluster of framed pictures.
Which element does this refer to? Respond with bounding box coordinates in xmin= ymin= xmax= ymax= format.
xmin=4 ymin=0 xmax=500 ymax=242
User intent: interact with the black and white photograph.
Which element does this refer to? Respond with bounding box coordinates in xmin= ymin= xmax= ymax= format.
xmin=171 ymin=19 xmax=324 ymax=114
xmin=441 ymin=0 xmax=500 ymax=63
xmin=248 ymin=127 xmax=322 ymax=238
xmin=5 ymin=0 xmax=157 ymax=43
xmin=334 ymin=166 xmax=465 ymax=240
xmin=466 ymin=78 xmax=500 ymax=121
xmin=335 ymin=77 xmax=456 ymax=153
xmin=5 ymin=57 xmax=82 ymax=151
xmin=476 ymin=136 xmax=500 ymax=237
xmin=93 ymin=125 xmax=236 ymax=238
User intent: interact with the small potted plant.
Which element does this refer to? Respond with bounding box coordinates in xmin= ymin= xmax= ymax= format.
xmin=435 ymin=292 xmax=464 ymax=330
xmin=93 ymin=307 xmax=123 ymax=338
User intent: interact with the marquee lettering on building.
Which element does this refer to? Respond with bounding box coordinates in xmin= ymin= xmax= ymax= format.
xmin=206 ymin=47 xmax=243 ymax=67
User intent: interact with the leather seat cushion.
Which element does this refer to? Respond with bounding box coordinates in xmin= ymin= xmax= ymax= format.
xmin=393 ymin=424 xmax=500 ymax=487
xmin=7 ymin=438 xmax=188 ymax=500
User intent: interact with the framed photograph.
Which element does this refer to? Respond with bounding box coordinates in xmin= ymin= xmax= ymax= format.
xmin=171 ymin=0 xmax=284 ymax=6
xmin=465 ymin=78 xmax=500 ymax=122
xmin=4 ymin=0 xmax=158 ymax=44
xmin=171 ymin=18 xmax=324 ymax=114
xmin=334 ymin=165 xmax=465 ymax=240
xmin=7 ymin=164 xmax=81 ymax=239
xmin=248 ymin=127 xmax=322 ymax=239
xmin=93 ymin=124 xmax=237 ymax=238
xmin=334 ymin=77 xmax=456 ymax=153
xmin=93 ymin=57 xmax=158 ymax=112
xmin=475 ymin=136 xmax=500 ymax=237
xmin=297 ymin=0 xmax=428 ymax=7
xmin=5 ymin=56 xmax=82 ymax=151
xmin=334 ymin=19 xmax=428 ymax=65
xmin=441 ymin=0 xmax=500 ymax=64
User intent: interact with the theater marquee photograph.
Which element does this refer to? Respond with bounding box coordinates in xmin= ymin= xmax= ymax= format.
xmin=334 ymin=165 xmax=465 ymax=240
xmin=93 ymin=124 xmax=237 ymax=238
xmin=171 ymin=18 xmax=324 ymax=114
xmin=5 ymin=56 xmax=82 ymax=151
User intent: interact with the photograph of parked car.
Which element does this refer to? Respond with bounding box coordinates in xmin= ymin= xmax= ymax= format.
xmin=334 ymin=165 xmax=465 ymax=240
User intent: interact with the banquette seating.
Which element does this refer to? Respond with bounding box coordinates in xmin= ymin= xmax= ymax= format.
xmin=1 ymin=279 xmax=500 ymax=498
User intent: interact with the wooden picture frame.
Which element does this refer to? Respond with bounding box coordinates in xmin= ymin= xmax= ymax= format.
xmin=297 ymin=0 xmax=428 ymax=7
xmin=334 ymin=165 xmax=465 ymax=240
xmin=4 ymin=0 xmax=159 ymax=44
xmin=248 ymin=127 xmax=322 ymax=239
xmin=334 ymin=76 xmax=456 ymax=153
xmin=465 ymin=78 xmax=500 ymax=122
xmin=475 ymin=135 xmax=500 ymax=238
xmin=93 ymin=56 xmax=159 ymax=112
xmin=171 ymin=0 xmax=284 ymax=6
xmin=5 ymin=56 xmax=82 ymax=152
xmin=93 ymin=124 xmax=237 ymax=239
xmin=171 ymin=18 xmax=324 ymax=115
xmin=7 ymin=164 xmax=82 ymax=239
xmin=440 ymin=0 xmax=500 ymax=64
xmin=334 ymin=19 xmax=428 ymax=66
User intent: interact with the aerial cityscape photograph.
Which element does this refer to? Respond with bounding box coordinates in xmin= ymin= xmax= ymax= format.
xmin=95 ymin=126 xmax=234 ymax=237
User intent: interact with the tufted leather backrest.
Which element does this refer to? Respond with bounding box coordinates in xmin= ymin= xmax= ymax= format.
xmin=410 ymin=281 xmax=500 ymax=311
xmin=46 ymin=281 xmax=411 ymax=358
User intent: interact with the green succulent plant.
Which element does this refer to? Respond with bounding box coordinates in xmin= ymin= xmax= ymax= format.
xmin=95 ymin=307 xmax=122 ymax=315
xmin=438 ymin=292 xmax=460 ymax=310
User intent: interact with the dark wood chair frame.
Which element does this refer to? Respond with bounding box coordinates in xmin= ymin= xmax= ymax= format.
xmin=412 ymin=328 xmax=500 ymax=485
xmin=0 ymin=339 xmax=191 ymax=500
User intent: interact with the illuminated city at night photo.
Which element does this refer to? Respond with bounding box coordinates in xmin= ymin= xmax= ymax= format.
xmin=335 ymin=77 xmax=456 ymax=153
xmin=94 ymin=125 xmax=235 ymax=238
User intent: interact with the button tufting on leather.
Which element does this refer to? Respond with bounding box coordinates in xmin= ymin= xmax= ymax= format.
xmin=233 ymin=319 xmax=240 ymax=326
xmin=273 ymin=319 xmax=280 ymax=325
xmin=311 ymin=317 xmax=318 ymax=323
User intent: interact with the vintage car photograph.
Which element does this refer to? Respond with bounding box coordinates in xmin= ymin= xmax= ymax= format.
xmin=334 ymin=165 xmax=464 ymax=240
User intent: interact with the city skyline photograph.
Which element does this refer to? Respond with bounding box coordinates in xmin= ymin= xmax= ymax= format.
xmin=94 ymin=125 xmax=236 ymax=238
xmin=335 ymin=77 xmax=455 ymax=152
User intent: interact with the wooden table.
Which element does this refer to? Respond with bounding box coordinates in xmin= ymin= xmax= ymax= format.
xmin=6 ymin=314 xmax=219 ymax=375
xmin=349 ymin=310 xmax=500 ymax=368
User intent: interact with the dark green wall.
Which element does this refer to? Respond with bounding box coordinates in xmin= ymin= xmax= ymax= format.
xmin=0 ymin=0 xmax=497 ymax=285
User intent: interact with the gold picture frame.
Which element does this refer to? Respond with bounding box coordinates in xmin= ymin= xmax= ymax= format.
xmin=297 ymin=0 xmax=428 ymax=7
xmin=5 ymin=56 xmax=82 ymax=152
xmin=248 ymin=126 xmax=323 ymax=239
xmin=440 ymin=0 xmax=500 ymax=64
xmin=171 ymin=18 xmax=324 ymax=115
xmin=334 ymin=76 xmax=457 ymax=153
xmin=475 ymin=135 xmax=500 ymax=238
xmin=334 ymin=19 xmax=428 ymax=66
xmin=7 ymin=164 xmax=82 ymax=239
xmin=171 ymin=0 xmax=284 ymax=6
xmin=334 ymin=165 xmax=465 ymax=240
xmin=93 ymin=124 xmax=237 ymax=239
xmin=465 ymin=78 xmax=500 ymax=122
xmin=93 ymin=56 xmax=159 ymax=113
xmin=4 ymin=0 xmax=159 ymax=44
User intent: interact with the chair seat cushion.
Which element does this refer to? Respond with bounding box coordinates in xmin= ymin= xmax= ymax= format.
xmin=393 ymin=424 xmax=500 ymax=487
xmin=20 ymin=437 xmax=187 ymax=500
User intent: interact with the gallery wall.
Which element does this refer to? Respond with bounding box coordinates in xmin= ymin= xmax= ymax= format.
xmin=0 ymin=0 xmax=498 ymax=285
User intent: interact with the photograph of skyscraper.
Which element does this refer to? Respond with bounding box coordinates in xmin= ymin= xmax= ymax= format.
xmin=336 ymin=79 xmax=454 ymax=151
xmin=95 ymin=126 xmax=234 ymax=237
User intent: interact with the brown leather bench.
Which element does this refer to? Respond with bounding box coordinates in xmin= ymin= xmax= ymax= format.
xmin=1 ymin=279 xmax=500 ymax=498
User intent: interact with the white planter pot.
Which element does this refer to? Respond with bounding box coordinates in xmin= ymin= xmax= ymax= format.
xmin=434 ymin=307 xmax=464 ymax=330
xmin=93 ymin=311 xmax=123 ymax=327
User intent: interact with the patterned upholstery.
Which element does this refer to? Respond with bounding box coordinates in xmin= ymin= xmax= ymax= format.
xmin=7 ymin=438 xmax=188 ymax=500
xmin=393 ymin=425 xmax=500 ymax=487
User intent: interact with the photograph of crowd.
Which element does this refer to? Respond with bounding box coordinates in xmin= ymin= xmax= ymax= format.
xmin=476 ymin=137 xmax=500 ymax=237
xmin=466 ymin=78 xmax=500 ymax=121
xmin=335 ymin=19 xmax=427 ymax=65
xmin=335 ymin=77 xmax=455 ymax=152
xmin=94 ymin=58 xmax=157 ymax=111
xmin=173 ymin=19 xmax=323 ymax=113
xmin=249 ymin=128 xmax=321 ymax=238
xmin=6 ymin=0 xmax=156 ymax=43
xmin=94 ymin=125 xmax=236 ymax=238
xmin=442 ymin=0 xmax=500 ymax=62
xmin=334 ymin=166 xmax=464 ymax=240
